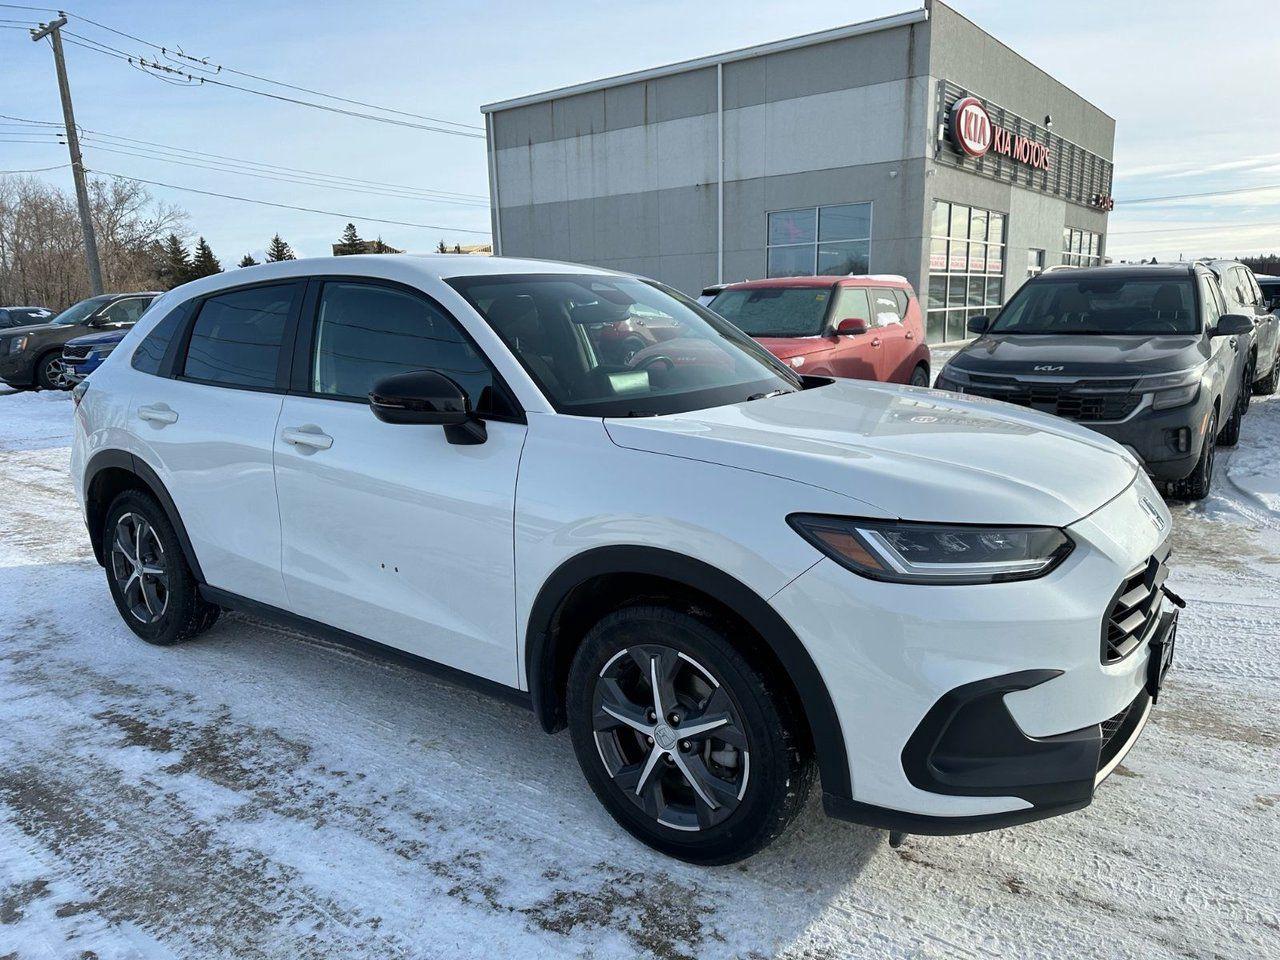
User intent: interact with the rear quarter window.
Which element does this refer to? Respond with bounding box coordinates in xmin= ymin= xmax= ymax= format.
xmin=131 ymin=302 xmax=191 ymax=375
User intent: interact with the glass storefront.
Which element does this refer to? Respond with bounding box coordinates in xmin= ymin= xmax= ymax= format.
xmin=766 ymin=203 xmax=872 ymax=277
xmin=1062 ymin=227 xmax=1104 ymax=267
xmin=926 ymin=200 xmax=1006 ymax=344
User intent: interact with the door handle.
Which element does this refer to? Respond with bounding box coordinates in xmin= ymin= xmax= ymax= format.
xmin=905 ymin=331 xmax=915 ymax=340
xmin=138 ymin=404 xmax=178 ymax=425
xmin=282 ymin=427 xmax=333 ymax=451
xmin=871 ymin=337 xmax=882 ymax=348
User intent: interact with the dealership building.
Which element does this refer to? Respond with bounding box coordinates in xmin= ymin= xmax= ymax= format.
xmin=480 ymin=0 xmax=1115 ymax=343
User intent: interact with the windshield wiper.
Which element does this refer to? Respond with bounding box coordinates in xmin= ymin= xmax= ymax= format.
xmin=747 ymin=389 xmax=794 ymax=401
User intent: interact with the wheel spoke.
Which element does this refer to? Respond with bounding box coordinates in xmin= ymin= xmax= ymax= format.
xmin=595 ymin=678 xmax=652 ymax=734
xmin=677 ymin=687 xmax=737 ymax=741
xmin=140 ymin=576 xmax=162 ymax=618
xmin=114 ymin=520 xmax=137 ymax=566
xmin=673 ymin=751 xmax=741 ymax=811
xmin=648 ymin=650 xmax=680 ymax=721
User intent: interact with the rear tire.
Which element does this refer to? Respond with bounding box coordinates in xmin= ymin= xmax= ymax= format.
xmin=1173 ymin=408 xmax=1216 ymax=501
xmin=1254 ymin=354 xmax=1279 ymax=396
xmin=1218 ymin=388 xmax=1243 ymax=447
xmin=566 ymin=605 xmax=813 ymax=864
xmin=909 ymin=364 xmax=930 ymax=388
xmin=103 ymin=490 xmax=219 ymax=645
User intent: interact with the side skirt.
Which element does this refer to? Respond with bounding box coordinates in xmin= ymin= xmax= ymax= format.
xmin=199 ymin=585 xmax=533 ymax=712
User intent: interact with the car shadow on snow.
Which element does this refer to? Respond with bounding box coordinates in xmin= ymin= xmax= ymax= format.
xmin=0 ymin=568 xmax=883 ymax=960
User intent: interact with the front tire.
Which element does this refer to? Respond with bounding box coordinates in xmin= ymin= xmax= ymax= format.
xmin=1218 ymin=388 xmax=1243 ymax=447
xmin=35 ymin=351 xmax=71 ymax=390
xmin=566 ymin=605 xmax=813 ymax=864
xmin=104 ymin=490 xmax=219 ymax=645
xmin=1173 ymin=408 xmax=1216 ymax=501
xmin=909 ymin=364 xmax=930 ymax=387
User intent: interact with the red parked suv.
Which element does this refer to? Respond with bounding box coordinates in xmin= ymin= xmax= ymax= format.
xmin=707 ymin=276 xmax=931 ymax=385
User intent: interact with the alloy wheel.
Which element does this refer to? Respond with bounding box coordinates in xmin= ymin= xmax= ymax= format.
xmin=110 ymin=512 xmax=170 ymax=623
xmin=43 ymin=356 xmax=71 ymax=389
xmin=591 ymin=643 xmax=750 ymax=832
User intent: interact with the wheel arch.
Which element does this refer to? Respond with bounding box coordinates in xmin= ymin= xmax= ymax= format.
xmin=84 ymin=449 xmax=205 ymax=583
xmin=525 ymin=545 xmax=852 ymax=797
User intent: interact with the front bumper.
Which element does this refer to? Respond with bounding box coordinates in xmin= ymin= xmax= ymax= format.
xmin=772 ymin=473 xmax=1176 ymax=833
xmin=0 ymin=351 xmax=37 ymax=386
xmin=1083 ymin=397 xmax=1214 ymax=483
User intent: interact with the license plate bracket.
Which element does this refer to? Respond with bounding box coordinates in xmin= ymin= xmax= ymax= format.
xmin=1146 ymin=613 xmax=1177 ymax=703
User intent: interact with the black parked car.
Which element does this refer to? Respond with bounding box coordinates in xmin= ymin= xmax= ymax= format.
xmin=936 ymin=263 xmax=1252 ymax=500
xmin=0 ymin=306 xmax=54 ymax=329
xmin=0 ymin=292 xmax=158 ymax=390
xmin=1203 ymin=260 xmax=1278 ymax=396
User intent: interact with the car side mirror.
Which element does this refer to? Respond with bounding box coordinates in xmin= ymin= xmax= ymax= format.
xmin=967 ymin=315 xmax=991 ymax=334
xmin=1212 ymin=313 xmax=1253 ymax=337
xmin=368 ymin=370 xmax=487 ymax=444
xmin=835 ymin=317 xmax=868 ymax=336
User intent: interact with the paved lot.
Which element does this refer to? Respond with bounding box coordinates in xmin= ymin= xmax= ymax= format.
xmin=1 ymin=386 xmax=1277 ymax=960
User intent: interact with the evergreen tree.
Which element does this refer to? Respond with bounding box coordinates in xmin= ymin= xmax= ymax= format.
xmin=453 ymin=243 xmax=461 ymax=254
xmin=189 ymin=237 xmax=223 ymax=278
xmin=436 ymin=240 xmax=447 ymax=254
xmin=156 ymin=233 xmax=191 ymax=289
xmin=238 ymin=253 xmax=259 ymax=268
xmin=265 ymin=234 xmax=296 ymax=262
xmin=335 ymin=222 xmax=364 ymax=256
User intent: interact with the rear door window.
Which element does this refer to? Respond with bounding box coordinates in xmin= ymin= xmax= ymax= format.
xmin=100 ymin=297 xmax=153 ymax=327
xmin=871 ymin=289 xmax=903 ymax=326
xmin=182 ymin=283 xmax=300 ymax=389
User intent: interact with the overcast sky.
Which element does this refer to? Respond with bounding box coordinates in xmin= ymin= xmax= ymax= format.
xmin=1 ymin=0 xmax=1276 ymax=265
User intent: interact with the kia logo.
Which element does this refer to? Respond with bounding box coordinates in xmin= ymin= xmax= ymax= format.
xmin=1033 ymin=364 xmax=1065 ymax=372
xmin=949 ymin=96 xmax=992 ymax=158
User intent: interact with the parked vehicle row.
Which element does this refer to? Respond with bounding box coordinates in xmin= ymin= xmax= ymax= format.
xmin=936 ymin=261 xmax=1275 ymax=500
xmin=0 ymin=305 xmax=53 ymax=329
xmin=0 ymin=292 xmax=157 ymax=390
xmin=72 ymin=254 xmax=1178 ymax=864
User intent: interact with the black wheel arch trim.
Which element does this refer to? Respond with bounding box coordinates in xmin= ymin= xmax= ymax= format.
xmin=84 ymin=449 xmax=206 ymax=584
xmin=524 ymin=545 xmax=853 ymax=798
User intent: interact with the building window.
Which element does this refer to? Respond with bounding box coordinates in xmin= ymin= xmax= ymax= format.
xmin=1063 ymin=228 xmax=1103 ymax=267
xmin=927 ymin=200 xmax=1005 ymax=344
xmin=1027 ymin=248 xmax=1045 ymax=280
xmin=767 ymin=203 xmax=871 ymax=278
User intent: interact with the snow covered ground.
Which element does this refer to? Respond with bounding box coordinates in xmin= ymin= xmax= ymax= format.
xmin=1 ymin=383 xmax=1277 ymax=960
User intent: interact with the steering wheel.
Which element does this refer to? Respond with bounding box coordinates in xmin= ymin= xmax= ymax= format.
xmin=635 ymin=354 xmax=674 ymax=374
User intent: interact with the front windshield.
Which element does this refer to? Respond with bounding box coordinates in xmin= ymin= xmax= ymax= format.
xmin=52 ymin=296 xmax=112 ymax=325
xmin=991 ymin=278 xmax=1198 ymax=335
xmin=448 ymin=274 xmax=803 ymax=417
xmin=708 ymin=286 xmax=834 ymax=337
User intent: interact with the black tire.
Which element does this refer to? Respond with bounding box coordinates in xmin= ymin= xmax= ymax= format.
xmin=909 ymin=364 xmax=930 ymax=388
xmin=103 ymin=490 xmax=219 ymax=645
xmin=1254 ymin=354 xmax=1279 ymax=396
xmin=1173 ymin=408 xmax=1216 ymax=501
xmin=35 ymin=351 xmax=71 ymax=390
xmin=1218 ymin=389 xmax=1243 ymax=447
xmin=566 ymin=604 xmax=813 ymax=865
xmin=1240 ymin=359 xmax=1255 ymax=415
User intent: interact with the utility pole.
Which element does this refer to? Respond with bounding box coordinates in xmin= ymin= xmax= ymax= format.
xmin=32 ymin=16 xmax=103 ymax=295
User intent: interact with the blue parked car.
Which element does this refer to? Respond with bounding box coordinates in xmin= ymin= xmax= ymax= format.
xmin=62 ymin=328 xmax=131 ymax=385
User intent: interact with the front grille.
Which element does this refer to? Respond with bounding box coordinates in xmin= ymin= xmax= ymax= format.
xmin=62 ymin=343 xmax=92 ymax=360
xmin=1098 ymin=689 xmax=1150 ymax=773
xmin=1102 ymin=555 xmax=1167 ymax=663
xmin=965 ymin=375 xmax=1141 ymax=422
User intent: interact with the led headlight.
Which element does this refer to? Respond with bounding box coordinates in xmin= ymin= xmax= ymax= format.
xmin=934 ymin=366 xmax=971 ymax=392
xmin=90 ymin=344 xmax=117 ymax=359
xmin=788 ymin=514 xmax=1074 ymax=584
xmin=1139 ymin=364 xmax=1205 ymax=411
xmin=9 ymin=336 xmax=27 ymax=354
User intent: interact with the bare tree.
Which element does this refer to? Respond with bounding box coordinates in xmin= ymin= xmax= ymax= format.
xmin=0 ymin=175 xmax=187 ymax=310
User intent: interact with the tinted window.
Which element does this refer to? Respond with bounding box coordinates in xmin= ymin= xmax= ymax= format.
xmin=0 ymin=310 xmax=10 ymax=327
xmin=182 ymin=284 xmax=297 ymax=388
xmin=311 ymin=281 xmax=509 ymax=414
xmin=450 ymin=274 xmax=800 ymax=418
xmin=100 ymin=296 xmax=153 ymax=326
xmin=992 ymin=278 xmax=1198 ymax=335
xmin=707 ymin=287 xmax=833 ymax=337
xmin=132 ymin=303 xmax=190 ymax=375
xmin=52 ymin=296 xmax=112 ymax=325
xmin=1199 ymin=277 xmax=1223 ymax=326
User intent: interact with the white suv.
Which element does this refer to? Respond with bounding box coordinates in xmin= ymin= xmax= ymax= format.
xmin=71 ymin=256 xmax=1180 ymax=863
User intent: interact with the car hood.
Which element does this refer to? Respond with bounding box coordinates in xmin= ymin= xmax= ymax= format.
xmin=950 ymin=334 xmax=1204 ymax=377
xmin=66 ymin=328 xmax=126 ymax=347
xmin=0 ymin=321 xmax=61 ymax=338
xmin=604 ymin=379 xmax=1139 ymax=527
xmin=752 ymin=335 xmax=833 ymax=360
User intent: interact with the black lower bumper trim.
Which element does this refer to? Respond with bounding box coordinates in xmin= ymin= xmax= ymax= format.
xmin=822 ymin=792 xmax=1091 ymax=836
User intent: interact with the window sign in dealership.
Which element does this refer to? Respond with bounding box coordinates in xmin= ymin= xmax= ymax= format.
xmin=928 ymin=201 xmax=1005 ymax=343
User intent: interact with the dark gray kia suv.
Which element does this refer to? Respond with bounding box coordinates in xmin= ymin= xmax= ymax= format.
xmin=936 ymin=264 xmax=1252 ymax=500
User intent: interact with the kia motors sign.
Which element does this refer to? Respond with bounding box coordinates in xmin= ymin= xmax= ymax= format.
xmin=947 ymin=94 xmax=1052 ymax=172
xmin=949 ymin=97 xmax=992 ymax=157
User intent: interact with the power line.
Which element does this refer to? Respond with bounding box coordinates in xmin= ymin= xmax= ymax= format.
xmin=85 ymin=167 xmax=492 ymax=235
xmin=0 ymin=162 xmax=70 ymax=174
xmin=0 ymin=112 xmax=488 ymax=202
xmin=1121 ymin=184 xmax=1280 ymax=205
xmin=51 ymin=24 xmax=485 ymax=139
xmin=66 ymin=9 xmax=483 ymax=131
xmin=1109 ymin=220 xmax=1280 ymax=237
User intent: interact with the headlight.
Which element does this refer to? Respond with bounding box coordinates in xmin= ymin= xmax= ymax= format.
xmin=788 ymin=514 xmax=1074 ymax=584
xmin=934 ymin=367 xmax=971 ymax=391
xmin=90 ymin=344 xmax=117 ymax=359
xmin=1138 ymin=364 xmax=1205 ymax=411
xmin=9 ymin=336 xmax=27 ymax=354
